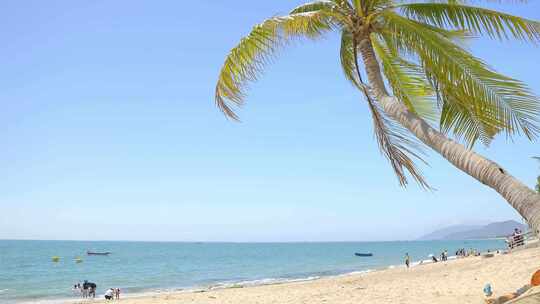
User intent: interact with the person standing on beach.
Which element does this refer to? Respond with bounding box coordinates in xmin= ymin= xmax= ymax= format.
xmin=104 ymin=288 xmax=114 ymax=300
xmin=82 ymin=281 xmax=89 ymax=298
xmin=88 ymin=282 xmax=97 ymax=298
xmin=405 ymin=253 xmax=410 ymax=268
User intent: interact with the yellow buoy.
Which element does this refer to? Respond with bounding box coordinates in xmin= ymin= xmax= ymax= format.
xmin=52 ymin=256 xmax=60 ymax=262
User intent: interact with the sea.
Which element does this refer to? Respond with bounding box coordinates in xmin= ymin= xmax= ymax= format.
xmin=0 ymin=239 xmax=506 ymax=303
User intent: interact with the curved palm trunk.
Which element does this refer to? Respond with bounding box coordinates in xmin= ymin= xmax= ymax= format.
xmin=357 ymin=37 xmax=540 ymax=236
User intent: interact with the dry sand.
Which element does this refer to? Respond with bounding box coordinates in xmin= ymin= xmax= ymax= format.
xmin=73 ymin=246 xmax=540 ymax=304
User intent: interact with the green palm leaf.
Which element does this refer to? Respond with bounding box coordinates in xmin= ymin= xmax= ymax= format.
xmin=367 ymin=96 xmax=431 ymax=189
xmin=291 ymin=1 xmax=338 ymax=14
xmin=215 ymin=12 xmax=335 ymax=120
xmin=398 ymin=2 xmax=540 ymax=42
xmin=438 ymin=89 xmax=503 ymax=146
xmin=340 ymin=30 xmax=430 ymax=189
xmin=215 ymin=0 xmax=540 ymax=189
xmin=381 ymin=11 xmax=540 ymax=146
xmin=371 ymin=34 xmax=437 ymax=122
xmin=339 ymin=30 xmax=362 ymax=88
xmin=290 ymin=1 xmax=334 ymax=13
xmin=290 ymin=1 xmax=351 ymax=25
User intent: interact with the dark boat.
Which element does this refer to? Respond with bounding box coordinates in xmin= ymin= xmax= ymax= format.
xmin=87 ymin=251 xmax=111 ymax=256
xmin=354 ymin=253 xmax=373 ymax=257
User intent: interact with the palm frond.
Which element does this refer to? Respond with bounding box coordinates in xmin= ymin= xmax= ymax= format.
xmin=339 ymin=30 xmax=362 ymax=88
xmin=438 ymin=88 xmax=503 ymax=146
xmin=290 ymin=1 xmax=350 ymax=25
xmin=378 ymin=24 xmax=472 ymax=59
xmin=367 ymin=95 xmax=431 ymax=189
xmin=215 ymin=12 xmax=335 ymax=120
xmin=429 ymin=1 xmax=531 ymax=6
xmin=331 ymin=0 xmax=355 ymax=13
xmin=369 ymin=0 xmax=396 ymax=12
xmin=342 ymin=30 xmax=431 ymax=189
xmin=382 ymin=11 xmax=540 ymax=146
xmin=398 ymin=2 xmax=540 ymax=42
xmin=290 ymin=1 xmax=335 ymax=13
xmin=371 ymin=34 xmax=437 ymax=122
xmin=352 ymin=0 xmax=363 ymax=15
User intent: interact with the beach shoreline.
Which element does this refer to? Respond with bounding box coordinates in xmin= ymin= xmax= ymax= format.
xmin=3 ymin=239 xmax=506 ymax=304
xmin=57 ymin=246 xmax=540 ymax=304
xmin=52 ymin=257 xmax=448 ymax=303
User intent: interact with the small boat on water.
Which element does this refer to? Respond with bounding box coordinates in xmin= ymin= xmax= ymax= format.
xmin=87 ymin=251 xmax=111 ymax=256
xmin=354 ymin=253 xmax=373 ymax=257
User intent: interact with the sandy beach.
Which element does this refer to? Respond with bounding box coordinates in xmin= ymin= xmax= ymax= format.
xmin=70 ymin=246 xmax=540 ymax=304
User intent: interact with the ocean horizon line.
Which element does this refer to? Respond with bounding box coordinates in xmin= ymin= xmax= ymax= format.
xmin=0 ymin=238 xmax=498 ymax=243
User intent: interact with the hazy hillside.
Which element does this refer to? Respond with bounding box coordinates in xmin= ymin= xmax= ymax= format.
xmin=419 ymin=220 xmax=527 ymax=240
xmin=418 ymin=224 xmax=481 ymax=240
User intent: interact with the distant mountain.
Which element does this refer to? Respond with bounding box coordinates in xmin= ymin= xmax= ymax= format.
xmin=418 ymin=224 xmax=481 ymax=240
xmin=418 ymin=220 xmax=527 ymax=240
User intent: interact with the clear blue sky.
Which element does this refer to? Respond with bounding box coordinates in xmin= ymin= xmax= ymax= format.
xmin=0 ymin=1 xmax=539 ymax=242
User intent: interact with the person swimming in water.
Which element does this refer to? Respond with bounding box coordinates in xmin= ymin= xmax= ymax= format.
xmin=72 ymin=284 xmax=81 ymax=296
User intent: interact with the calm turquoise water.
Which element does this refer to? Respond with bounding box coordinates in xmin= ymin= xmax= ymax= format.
xmin=0 ymin=239 xmax=505 ymax=303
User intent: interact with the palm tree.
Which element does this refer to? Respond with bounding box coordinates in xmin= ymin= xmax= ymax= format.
xmin=535 ymin=157 xmax=540 ymax=193
xmin=214 ymin=1 xmax=540 ymax=234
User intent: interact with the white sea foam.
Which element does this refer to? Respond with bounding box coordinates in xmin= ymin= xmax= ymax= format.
xmin=207 ymin=275 xmax=322 ymax=290
xmin=339 ymin=269 xmax=373 ymax=277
